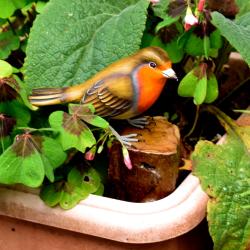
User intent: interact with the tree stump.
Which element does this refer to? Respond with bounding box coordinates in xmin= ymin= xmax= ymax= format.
xmin=108 ymin=116 xmax=181 ymax=202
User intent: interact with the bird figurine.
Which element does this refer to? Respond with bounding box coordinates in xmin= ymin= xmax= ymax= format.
xmin=29 ymin=46 xmax=177 ymax=121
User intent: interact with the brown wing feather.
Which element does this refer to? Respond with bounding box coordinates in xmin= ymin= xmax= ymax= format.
xmin=82 ymin=75 xmax=134 ymax=118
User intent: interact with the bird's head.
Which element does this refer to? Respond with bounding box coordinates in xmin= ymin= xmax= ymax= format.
xmin=133 ymin=46 xmax=178 ymax=81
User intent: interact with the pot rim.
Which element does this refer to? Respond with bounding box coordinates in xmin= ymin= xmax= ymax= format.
xmin=0 ymin=173 xmax=208 ymax=243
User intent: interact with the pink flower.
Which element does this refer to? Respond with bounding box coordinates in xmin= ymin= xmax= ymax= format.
xmin=85 ymin=147 xmax=96 ymax=161
xmin=122 ymin=146 xmax=133 ymax=170
xmin=198 ymin=0 xmax=206 ymax=12
xmin=150 ymin=0 xmax=160 ymax=5
xmin=184 ymin=7 xmax=198 ymax=31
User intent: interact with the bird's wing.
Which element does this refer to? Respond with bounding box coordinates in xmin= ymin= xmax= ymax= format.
xmin=82 ymin=74 xmax=134 ymax=118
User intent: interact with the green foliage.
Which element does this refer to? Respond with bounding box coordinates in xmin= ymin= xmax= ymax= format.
xmin=40 ymin=166 xmax=102 ymax=209
xmin=192 ymin=130 xmax=250 ymax=250
xmin=0 ymin=60 xmax=13 ymax=77
xmin=24 ymin=0 xmax=149 ymax=91
xmin=211 ymin=11 xmax=250 ymax=66
xmin=68 ymin=104 xmax=109 ymax=129
xmin=0 ymin=0 xmax=31 ymax=18
xmin=0 ymin=31 xmax=20 ymax=59
xmin=178 ymin=64 xmax=219 ymax=105
xmin=0 ymin=133 xmax=67 ymax=187
xmin=49 ymin=110 xmax=96 ymax=153
xmin=236 ymin=0 xmax=250 ymax=17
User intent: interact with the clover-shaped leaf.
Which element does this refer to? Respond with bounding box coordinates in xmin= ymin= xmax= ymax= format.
xmin=49 ymin=111 xmax=96 ymax=153
xmin=69 ymin=104 xmax=109 ymax=129
xmin=0 ymin=133 xmax=67 ymax=187
xmin=40 ymin=166 xmax=102 ymax=209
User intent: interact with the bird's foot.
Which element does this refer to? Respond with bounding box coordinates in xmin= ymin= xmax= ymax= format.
xmin=127 ymin=116 xmax=149 ymax=129
xmin=108 ymin=125 xmax=139 ymax=169
xmin=109 ymin=125 xmax=138 ymax=147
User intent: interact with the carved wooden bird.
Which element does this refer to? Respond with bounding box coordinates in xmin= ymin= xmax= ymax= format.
xmin=29 ymin=46 xmax=177 ymax=119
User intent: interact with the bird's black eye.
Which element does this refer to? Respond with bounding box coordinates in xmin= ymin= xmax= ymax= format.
xmin=149 ymin=62 xmax=157 ymax=68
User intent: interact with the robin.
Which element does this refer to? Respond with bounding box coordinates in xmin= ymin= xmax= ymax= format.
xmin=29 ymin=46 xmax=177 ymax=121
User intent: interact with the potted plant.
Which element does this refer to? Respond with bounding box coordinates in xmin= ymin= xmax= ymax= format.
xmin=0 ymin=0 xmax=249 ymax=249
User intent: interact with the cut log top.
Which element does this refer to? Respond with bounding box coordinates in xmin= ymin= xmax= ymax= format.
xmin=122 ymin=116 xmax=180 ymax=154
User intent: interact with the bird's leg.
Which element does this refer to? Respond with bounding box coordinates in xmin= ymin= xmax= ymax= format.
xmin=127 ymin=116 xmax=150 ymax=129
xmin=108 ymin=125 xmax=138 ymax=147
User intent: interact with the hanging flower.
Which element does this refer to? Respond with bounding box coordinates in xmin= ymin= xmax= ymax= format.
xmin=85 ymin=146 xmax=96 ymax=161
xmin=197 ymin=0 xmax=206 ymax=12
xmin=184 ymin=7 xmax=198 ymax=31
xmin=122 ymin=146 xmax=133 ymax=170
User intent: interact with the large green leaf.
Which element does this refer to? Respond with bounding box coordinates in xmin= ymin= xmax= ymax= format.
xmin=192 ymin=109 xmax=250 ymax=250
xmin=193 ymin=136 xmax=250 ymax=250
xmin=236 ymin=0 xmax=250 ymax=17
xmin=24 ymin=0 xmax=149 ymax=91
xmin=211 ymin=12 xmax=250 ymax=66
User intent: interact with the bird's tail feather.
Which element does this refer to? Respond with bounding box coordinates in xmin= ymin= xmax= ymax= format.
xmin=29 ymin=87 xmax=67 ymax=106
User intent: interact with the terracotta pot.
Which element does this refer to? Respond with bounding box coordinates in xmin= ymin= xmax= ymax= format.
xmin=0 ymin=173 xmax=210 ymax=250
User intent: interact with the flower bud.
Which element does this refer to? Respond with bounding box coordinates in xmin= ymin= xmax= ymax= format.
xmin=85 ymin=146 xmax=96 ymax=161
xmin=122 ymin=146 xmax=133 ymax=170
xmin=184 ymin=7 xmax=198 ymax=31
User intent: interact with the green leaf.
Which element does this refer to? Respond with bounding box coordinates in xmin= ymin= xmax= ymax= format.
xmin=40 ymin=183 xmax=63 ymax=207
xmin=236 ymin=0 xmax=250 ymax=17
xmin=204 ymin=73 xmax=218 ymax=103
xmin=150 ymin=36 xmax=184 ymax=63
xmin=178 ymin=69 xmax=198 ymax=97
xmin=93 ymin=183 xmax=104 ymax=196
xmin=165 ymin=38 xmax=184 ymax=63
xmin=0 ymin=0 xmax=30 ymax=18
xmin=0 ymin=101 xmax=31 ymax=127
xmin=13 ymin=75 xmax=37 ymax=110
xmin=36 ymin=1 xmax=47 ymax=14
xmin=211 ymin=11 xmax=250 ymax=66
xmin=209 ymin=29 xmax=222 ymax=50
xmin=0 ymin=133 xmax=66 ymax=186
xmin=0 ymin=136 xmax=12 ymax=154
xmin=0 ymin=60 xmax=13 ymax=77
xmin=152 ymin=0 xmax=172 ymax=19
xmin=156 ymin=15 xmax=179 ymax=32
xmin=194 ymin=76 xmax=207 ymax=105
xmin=0 ymin=148 xmax=45 ymax=187
xmin=184 ymin=33 xmax=205 ymax=56
xmin=0 ymin=31 xmax=20 ymax=59
xmin=49 ymin=111 xmax=96 ymax=153
xmin=0 ymin=114 xmax=16 ymax=153
xmin=40 ymin=166 xmax=102 ymax=209
xmin=192 ymin=134 xmax=250 ymax=250
xmin=69 ymin=104 xmax=109 ymax=129
xmin=41 ymin=136 xmax=67 ymax=181
xmin=24 ymin=0 xmax=149 ymax=91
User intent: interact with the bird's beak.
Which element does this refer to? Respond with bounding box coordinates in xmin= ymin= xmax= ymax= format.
xmin=162 ymin=68 xmax=178 ymax=80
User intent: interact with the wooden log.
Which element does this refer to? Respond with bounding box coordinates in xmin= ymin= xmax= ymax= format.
xmin=108 ymin=116 xmax=181 ymax=202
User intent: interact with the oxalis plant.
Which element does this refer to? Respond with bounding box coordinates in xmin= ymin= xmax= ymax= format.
xmin=0 ymin=0 xmax=249 ymax=249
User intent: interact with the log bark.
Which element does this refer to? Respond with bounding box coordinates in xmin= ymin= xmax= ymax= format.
xmin=108 ymin=116 xmax=181 ymax=202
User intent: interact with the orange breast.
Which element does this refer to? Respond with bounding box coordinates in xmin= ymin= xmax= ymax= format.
xmin=135 ymin=66 xmax=167 ymax=114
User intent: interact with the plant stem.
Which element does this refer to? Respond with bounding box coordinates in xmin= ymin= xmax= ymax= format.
xmin=184 ymin=105 xmax=200 ymax=139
